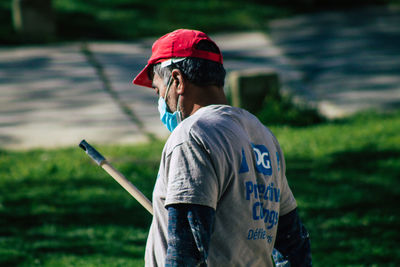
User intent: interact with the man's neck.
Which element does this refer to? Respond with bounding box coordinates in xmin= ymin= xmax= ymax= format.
xmin=189 ymin=85 xmax=227 ymax=116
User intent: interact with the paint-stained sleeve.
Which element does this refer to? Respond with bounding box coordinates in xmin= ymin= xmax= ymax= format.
xmin=275 ymin=208 xmax=312 ymax=266
xmin=165 ymin=204 xmax=215 ymax=266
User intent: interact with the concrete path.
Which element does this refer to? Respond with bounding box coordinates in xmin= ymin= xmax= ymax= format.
xmin=0 ymin=6 xmax=399 ymax=149
xmin=0 ymin=33 xmax=281 ymax=149
xmin=0 ymin=44 xmax=148 ymax=149
xmin=268 ymin=6 xmax=400 ymax=117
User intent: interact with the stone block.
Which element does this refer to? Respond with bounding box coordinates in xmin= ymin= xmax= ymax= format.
xmin=228 ymin=69 xmax=280 ymax=114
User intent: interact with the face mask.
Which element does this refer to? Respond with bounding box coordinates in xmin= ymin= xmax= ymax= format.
xmin=157 ymin=78 xmax=182 ymax=132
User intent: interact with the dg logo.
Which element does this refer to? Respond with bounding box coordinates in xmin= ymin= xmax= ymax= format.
xmin=252 ymin=144 xmax=272 ymax=175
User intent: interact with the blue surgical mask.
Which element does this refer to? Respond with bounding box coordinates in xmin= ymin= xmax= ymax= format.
xmin=157 ymin=78 xmax=182 ymax=132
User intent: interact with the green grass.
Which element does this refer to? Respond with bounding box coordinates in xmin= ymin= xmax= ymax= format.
xmin=0 ymin=141 xmax=164 ymax=266
xmin=257 ymin=93 xmax=326 ymax=127
xmin=269 ymin=110 xmax=400 ymax=266
xmin=1 ymin=110 xmax=399 ymax=266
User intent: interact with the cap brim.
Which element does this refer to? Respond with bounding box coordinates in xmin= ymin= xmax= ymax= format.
xmin=132 ymin=64 xmax=153 ymax=88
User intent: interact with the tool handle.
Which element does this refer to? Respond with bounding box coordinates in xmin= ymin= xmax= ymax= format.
xmin=79 ymin=140 xmax=153 ymax=215
xmin=101 ymin=162 xmax=153 ymax=215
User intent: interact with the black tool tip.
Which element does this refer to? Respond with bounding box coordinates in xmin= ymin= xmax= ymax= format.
xmin=79 ymin=139 xmax=87 ymax=151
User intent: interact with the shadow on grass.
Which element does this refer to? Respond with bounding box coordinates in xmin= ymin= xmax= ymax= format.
xmin=0 ymin=150 xmax=159 ymax=265
xmin=286 ymin=145 xmax=400 ymax=265
xmin=0 ymin=5 xmax=19 ymax=45
xmin=56 ymin=11 xmax=119 ymax=41
xmin=0 ymin=178 xmax=152 ymax=263
xmin=1 ymin=134 xmax=399 ymax=265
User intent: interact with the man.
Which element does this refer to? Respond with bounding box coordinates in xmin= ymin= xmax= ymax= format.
xmin=133 ymin=29 xmax=311 ymax=266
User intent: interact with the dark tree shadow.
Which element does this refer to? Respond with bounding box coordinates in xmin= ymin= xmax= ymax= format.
xmin=285 ymin=145 xmax=400 ymax=265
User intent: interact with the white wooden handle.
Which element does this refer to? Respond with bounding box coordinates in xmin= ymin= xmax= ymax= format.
xmin=79 ymin=139 xmax=153 ymax=215
xmin=101 ymin=162 xmax=153 ymax=215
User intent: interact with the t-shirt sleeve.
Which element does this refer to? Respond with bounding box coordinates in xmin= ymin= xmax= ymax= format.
xmin=164 ymin=139 xmax=219 ymax=210
xmin=278 ymin=147 xmax=297 ymax=216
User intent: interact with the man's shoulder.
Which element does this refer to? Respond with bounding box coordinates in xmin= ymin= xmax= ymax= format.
xmin=182 ymin=105 xmax=252 ymax=138
xmin=188 ymin=104 xmax=257 ymax=129
xmin=163 ymin=105 xmax=236 ymax=152
xmin=164 ymin=105 xmax=266 ymax=155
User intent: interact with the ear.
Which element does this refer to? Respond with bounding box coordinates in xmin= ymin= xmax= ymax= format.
xmin=171 ymin=69 xmax=185 ymax=95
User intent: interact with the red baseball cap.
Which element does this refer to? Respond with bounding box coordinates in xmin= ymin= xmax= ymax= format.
xmin=133 ymin=29 xmax=223 ymax=88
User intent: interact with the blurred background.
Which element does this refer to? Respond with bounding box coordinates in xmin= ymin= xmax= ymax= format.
xmin=0 ymin=0 xmax=399 ymax=266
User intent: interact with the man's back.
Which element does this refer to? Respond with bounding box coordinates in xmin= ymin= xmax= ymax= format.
xmin=147 ymin=105 xmax=297 ymax=266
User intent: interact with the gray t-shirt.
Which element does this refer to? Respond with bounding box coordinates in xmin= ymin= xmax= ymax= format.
xmin=145 ymin=105 xmax=297 ymax=267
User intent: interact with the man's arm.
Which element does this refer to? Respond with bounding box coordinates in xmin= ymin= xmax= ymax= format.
xmin=165 ymin=204 xmax=215 ymax=267
xmin=274 ymin=208 xmax=312 ymax=266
